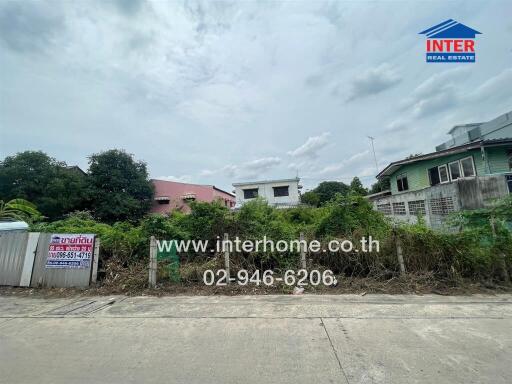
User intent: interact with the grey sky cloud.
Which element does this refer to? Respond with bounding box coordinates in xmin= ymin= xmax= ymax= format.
xmin=384 ymin=119 xmax=409 ymax=134
xmin=400 ymin=67 xmax=469 ymax=117
xmin=1 ymin=1 xmax=511 ymax=192
xmin=201 ymin=157 xmax=282 ymax=180
xmin=466 ymin=68 xmax=512 ymax=104
xmin=108 ymin=0 xmax=146 ymax=16
xmin=412 ymin=86 xmax=459 ymax=118
xmin=318 ymin=150 xmax=369 ymax=175
xmin=155 ymin=175 xmax=193 ymax=183
xmin=347 ymin=63 xmax=402 ymax=102
xmin=0 ymin=2 xmax=63 ymax=53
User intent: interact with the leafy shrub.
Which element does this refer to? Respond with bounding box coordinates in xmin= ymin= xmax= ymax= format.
xmin=30 ymin=194 xmax=512 ymax=285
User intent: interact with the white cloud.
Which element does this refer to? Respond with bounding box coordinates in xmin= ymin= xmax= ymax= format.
xmin=287 ymin=132 xmax=331 ymax=158
xmin=384 ymin=119 xmax=409 ymax=133
xmin=244 ymin=157 xmax=281 ymax=171
xmin=319 ymin=150 xmax=369 ymax=174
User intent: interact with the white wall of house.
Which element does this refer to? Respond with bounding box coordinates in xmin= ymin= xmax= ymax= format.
xmin=233 ymin=178 xmax=301 ymax=208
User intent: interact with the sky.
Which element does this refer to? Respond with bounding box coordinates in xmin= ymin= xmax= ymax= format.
xmin=1 ymin=0 xmax=511 ymax=192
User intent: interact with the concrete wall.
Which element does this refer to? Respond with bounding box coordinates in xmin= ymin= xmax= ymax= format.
xmin=457 ymin=175 xmax=509 ymax=210
xmin=233 ymin=179 xmax=300 ymax=208
xmin=374 ymin=175 xmax=510 ymax=229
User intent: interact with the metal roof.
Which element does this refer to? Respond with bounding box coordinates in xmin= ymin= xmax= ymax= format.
xmin=0 ymin=221 xmax=29 ymax=231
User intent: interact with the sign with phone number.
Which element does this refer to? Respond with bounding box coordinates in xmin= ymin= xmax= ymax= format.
xmin=46 ymin=234 xmax=94 ymax=269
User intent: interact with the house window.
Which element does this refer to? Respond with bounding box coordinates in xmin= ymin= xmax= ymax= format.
xmin=392 ymin=202 xmax=406 ymax=215
xmin=428 ymin=167 xmax=440 ymax=186
xmin=438 ymin=165 xmax=449 ymax=183
xmin=508 ymin=150 xmax=512 ymax=171
xmin=155 ymin=197 xmax=170 ymax=205
xmin=448 ymin=161 xmax=461 ymax=181
xmin=460 ymin=156 xmax=476 ymax=177
xmin=429 ymin=196 xmax=455 ymax=215
xmin=273 ymin=186 xmax=289 ymax=197
xmin=396 ymin=173 xmax=409 ymax=192
xmin=408 ymin=200 xmax=426 ymax=215
xmin=376 ymin=203 xmax=392 ymax=215
xmin=243 ymin=188 xmax=258 ymax=199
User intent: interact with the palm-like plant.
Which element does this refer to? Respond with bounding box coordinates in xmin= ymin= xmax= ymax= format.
xmin=0 ymin=199 xmax=42 ymax=222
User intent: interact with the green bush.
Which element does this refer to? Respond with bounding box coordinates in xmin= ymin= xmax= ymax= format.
xmin=30 ymin=194 xmax=512 ymax=284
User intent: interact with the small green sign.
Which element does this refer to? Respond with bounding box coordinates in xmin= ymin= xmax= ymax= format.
xmin=157 ymin=241 xmax=180 ymax=282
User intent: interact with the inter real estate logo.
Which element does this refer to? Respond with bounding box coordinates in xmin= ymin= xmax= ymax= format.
xmin=419 ymin=19 xmax=481 ymax=63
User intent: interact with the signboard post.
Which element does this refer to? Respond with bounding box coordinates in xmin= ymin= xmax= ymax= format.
xmin=46 ymin=234 xmax=95 ymax=269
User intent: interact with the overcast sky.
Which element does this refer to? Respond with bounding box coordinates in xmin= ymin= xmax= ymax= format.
xmin=1 ymin=0 xmax=511 ymax=191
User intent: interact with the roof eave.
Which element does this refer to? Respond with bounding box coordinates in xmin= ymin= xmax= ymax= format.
xmin=376 ymin=141 xmax=486 ymax=179
xmin=232 ymin=178 xmax=300 ymax=187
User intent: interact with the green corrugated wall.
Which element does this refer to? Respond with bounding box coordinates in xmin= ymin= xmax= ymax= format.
xmin=487 ymin=147 xmax=511 ymax=174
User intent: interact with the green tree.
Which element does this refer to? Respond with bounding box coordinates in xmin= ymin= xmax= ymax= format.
xmin=0 ymin=199 xmax=42 ymax=222
xmin=301 ymin=190 xmax=320 ymax=207
xmin=369 ymin=178 xmax=391 ymax=194
xmin=184 ymin=201 xmax=230 ymax=241
xmin=349 ymin=177 xmax=368 ymax=196
xmin=87 ymin=149 xmax=154 ymax=223
xmin=316 ymin=194 xmax=388 ymax=237
xmin=307 ymin=181 xmax=350 ymax=206
xmin=0 ymin=151 xmax=87 ymax=220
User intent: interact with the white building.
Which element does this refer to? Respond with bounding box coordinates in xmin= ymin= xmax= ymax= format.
xmin=232 ymin=178 xmax=302 ymax=208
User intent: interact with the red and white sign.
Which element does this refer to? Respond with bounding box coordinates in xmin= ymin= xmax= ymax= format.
xmin=46 ymin=234 xmax=94 ymax=269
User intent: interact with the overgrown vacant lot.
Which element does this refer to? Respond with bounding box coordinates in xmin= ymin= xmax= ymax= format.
xmin=28 ymin=193 xmax=512 ymax=294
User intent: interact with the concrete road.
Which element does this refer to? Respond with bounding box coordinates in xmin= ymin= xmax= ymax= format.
xmin=0 ymin=294 xmax=511 ymax=384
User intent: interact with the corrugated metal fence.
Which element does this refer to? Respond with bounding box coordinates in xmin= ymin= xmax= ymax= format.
xmin=0 ymin=232 xmax=98 ymax=288
xmin=0 ymin=231 xmax=29 ymax=286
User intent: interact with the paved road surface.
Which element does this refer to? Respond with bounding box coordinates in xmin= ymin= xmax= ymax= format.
xmin=0 ymin=294 xmax=511 ymax=383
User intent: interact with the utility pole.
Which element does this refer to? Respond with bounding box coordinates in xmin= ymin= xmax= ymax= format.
xmin=367 ymin=136 xmax=378 ymax=173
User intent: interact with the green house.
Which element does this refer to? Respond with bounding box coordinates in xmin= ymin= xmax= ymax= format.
xmin=371 ymin=111 xmax=512 ymax=227
xmin=379 ymin=141 xmax=512 ymax=196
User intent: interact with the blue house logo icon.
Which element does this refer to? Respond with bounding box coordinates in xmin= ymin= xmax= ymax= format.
xmin=419 ymin=19 xmax=481 ymax=63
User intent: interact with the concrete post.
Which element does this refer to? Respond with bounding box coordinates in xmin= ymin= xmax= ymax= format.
xmin=91 ymin=237 xmax=100 ymax=284
xmin=20 ymin=232 xmax=40 ymax=287
xmin=300 ymin=232 xmax=307 ymax=270
xmin=396 ymin=242 xmax=406 ymax=275
xmin=394 ymin=229 xmax=406 ymax=275
xmin=149 ymin=236 xmax=157 ymax=288
xmin=224 ymin=233 xmax=230 ymax=284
